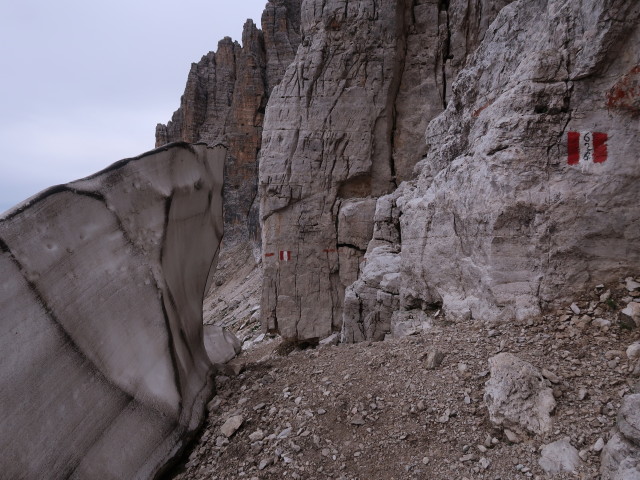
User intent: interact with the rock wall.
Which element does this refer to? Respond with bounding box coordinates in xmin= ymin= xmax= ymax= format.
xmin=156 ymin=0 xmax=302 ymax=249
xmin=0 ymin=143 xmax=225 ymax=479
xmin=344 ymin=0 xmax=640 ymax=340
xmin=259 ymin=0 xmax=510 ymax=340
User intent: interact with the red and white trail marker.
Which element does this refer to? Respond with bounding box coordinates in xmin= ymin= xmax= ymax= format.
xmin=279 ymin=250 xmax=291 ymax=262
xmin=567 ymin=131 xmax=608 ymax=165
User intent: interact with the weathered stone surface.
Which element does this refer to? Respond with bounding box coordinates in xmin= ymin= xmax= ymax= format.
xmin=203 ymin=325 xmax=242 ymax=364
xmin=484 ymin=353 xmax=556 ymax=435
xmin=621 ymin=302 xmax=640 ymax=328
xmin=539 ymin=438 xmax=583 ymax=475
xmin=0 ymin=143 xmax=225 ymax=479
xmin=345 ymin=0 xmax=640 ymax=338
xmin=618 ymin=394 xmax=640 ymax=446
xmin=259 ymin=0 xmax=505 ymax=340
xmin=601 ymin=394 xmax=640 ymax=479
xmin=157 ymin=0 xmax=302 ymax=250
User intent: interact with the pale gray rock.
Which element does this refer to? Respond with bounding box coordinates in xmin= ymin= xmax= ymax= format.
xmin=601 ymin=395 xmax=640 ymax=479
xmin=424 ymin=350 xmax=445 ymax=370
xmin=260 ymin=0 xmax=508 ymax=341
xmin=342 ymin=246 xmax=402 ymax=342
xmin=0 ymin=143 xmax=225 ymax=480
xmin=319 ymin=332 xmax=340 ymax=346
xmin=539 ymin=438 xmax=583 ymax=475
xmin=393 ymin=0 xmax=640 ymax=326
xmin=602 ymin=432 xmax=640 ymax=479
xmin=618 ymin=394 xmax=640 ymax=446
xmin=621 ymin=302 xmax=640 ymax=328
xmin=628 ymin=342 xmax=640 ymax=362
xmin=484 ymin=353 xmax=556 ymax=435
xmin=627 ymin=277 xmax=640 ymax=292
xmin=203 ymin=325 xmax=242 ymax=364
xmin=221 ymin=415 xmax=244 ymax=438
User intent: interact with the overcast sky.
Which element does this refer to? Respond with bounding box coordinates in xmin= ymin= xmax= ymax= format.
xmin=0 ymin=0 xmax=268 ymax=214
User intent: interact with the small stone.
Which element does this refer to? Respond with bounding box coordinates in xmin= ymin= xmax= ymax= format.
xmin=215 ymin=435 xmax=228 ymax=447
xmin=249 ymin=430 xmax=265 ymax=442
xmin=626 ymin=277 xmax=640 ymax=291
xmin=542 ymin=369 xmax=561 ymax=384
xmin=620 ymin=302 xmax=640 ymax=329
xmin=605 ymin=350 xmax=626 ymax=360
xmin=258 ymin=458 xmax=273 ymax=470
xmin=317 ymin=408 xmax=327 ymax=415
xmin=600 ymin=290 xmax=612 ymax=302
xmin=479 ymin=457 xmax=491 ymax=470
xmin=320 ymin=333 xmax=340 ymax=346
xmin=278 ymin=427 xmax=292 ymax=439
xmin=592 ymin=437 xmax=605 ymax=452
xmin=425 ymin=350 xmax=445 ymax=369
xmin=350 ymin=414 xmax=365 ymax=425
xmin=574 ymin=315 xmax=591 ymax=330
xmin=438 ymin=408 xmax=451 ymax=423
xmin=207 ymin=397 xmax=223 ymax=412
xmin=570 ymin=303 xmax=581 ymax=315
xmin=592 ymin=318 xmax=611 ymax=330
xmin=477 ymin=445 xmax=488 ymax=453
xmin=220 ymin=415 xmax=244 ymax=438
xmin=577 ymin=388 xmax=588 ymax=401
xmin=460 ymin=454 xmax=478 ymax=463
xmin=422 ymin=457 xmax=430 ymax=465
xmin=627 ymin=342 xmax=640 ymax=361
xmin=504 ymin=429 xmax=522 ymax=444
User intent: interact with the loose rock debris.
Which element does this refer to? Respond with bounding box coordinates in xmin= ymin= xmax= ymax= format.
xmin=167 ymin=278 xmax=640 ymax=479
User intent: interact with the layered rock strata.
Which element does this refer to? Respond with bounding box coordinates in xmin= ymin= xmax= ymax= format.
xmin=0 ymin=143 xmax=224 ymax=479
xmin=343 ymin=0 xmax=640 ymax=340
xmin=260 ymin=0 xmax=510 ymax=340
xmin=156 ymin=0 xmax=302 ymax=249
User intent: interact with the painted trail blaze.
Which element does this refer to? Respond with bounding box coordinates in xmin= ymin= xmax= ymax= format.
xmin=567 ymin=131 xmax=608 ymax=164
xmin=279 ymin=250 xmax=291 ymax=261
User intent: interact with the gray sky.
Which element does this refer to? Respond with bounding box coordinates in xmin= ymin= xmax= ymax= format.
xmin=0 ymin=0 xmax=268 ymax=214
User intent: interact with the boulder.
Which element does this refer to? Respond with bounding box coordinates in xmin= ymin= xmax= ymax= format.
xmin=203 ymin=325 xmax=242 ymax=364
xmin=601 ymin=394 xmax=640 ymax=479
xmin=539 ymin=438 xmax=583 ymax=475
xmin=484 ymin=353 xmax=556 ymax=435
xmin=0 ymin=143 xmax=224 ymax=479
xmin=621 ymin=302 xmax=640 ymax=329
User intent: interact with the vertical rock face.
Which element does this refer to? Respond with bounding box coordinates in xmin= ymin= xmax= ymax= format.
xmin=259 ymin=0 xmax=509 ymax=340
xmin=0 ymin=143 xmax=225 ymax=480
xmin=345 ymin=0 xmax=640 ymax=339
xmin=156 ymin=0 xmax=302 ymax=249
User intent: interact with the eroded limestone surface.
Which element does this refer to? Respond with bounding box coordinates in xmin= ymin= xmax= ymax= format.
xmin=259 ymin=0 xmax=513 ymax=341
xmin=0 ymin=143 xmax=224 ymax=479
xmin=344 ymin=0 xmax=640 ymax=340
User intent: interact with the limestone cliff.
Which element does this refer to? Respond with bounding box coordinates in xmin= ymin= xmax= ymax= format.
xmin=156 ymin=0 xmax=302 ymax=249
xmin=259 ymin=0 xmax=511 ymax=340
xmin=0 ymin=143 xmax=225 ymax=479
xmin=343 ymin=0 xmax=640 ymax=340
